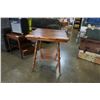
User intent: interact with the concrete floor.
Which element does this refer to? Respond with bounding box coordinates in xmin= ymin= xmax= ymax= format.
xmin=1 ymin=30 xmax=100 ymax=83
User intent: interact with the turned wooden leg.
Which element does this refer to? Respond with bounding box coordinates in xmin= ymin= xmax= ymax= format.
xmin=56 ymin=42 xmax=61 ymax=79
xmin=32 ymin=40 xmax=38 ymax=71
xmin=6 ymin=37 xmax=11 ymax=51
xmin=39 ymin=41 xmax=43 ymax=59
xmin=17 ymin=39 xmax=23 ymax=59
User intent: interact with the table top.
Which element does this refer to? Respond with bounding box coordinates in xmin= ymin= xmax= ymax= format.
xmin=25 ymin=28 xmax=69 ymax=42
xmin=6 ymin=33 xmax=23 ymax=40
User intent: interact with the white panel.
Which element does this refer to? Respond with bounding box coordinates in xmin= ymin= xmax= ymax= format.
xmin=11 ymin=20 xmax=22 ymax=34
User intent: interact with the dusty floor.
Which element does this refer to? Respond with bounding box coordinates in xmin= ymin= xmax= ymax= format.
xmin=1 ymin=30 xmax=100 ymax=83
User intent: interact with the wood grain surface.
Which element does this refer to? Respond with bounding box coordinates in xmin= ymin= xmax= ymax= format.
xmin=26 ymin=28 xmax=69 ymax=42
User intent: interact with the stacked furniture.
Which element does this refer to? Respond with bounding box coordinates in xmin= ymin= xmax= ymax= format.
xmin=78 ymin=28 xmax=100 ymax=64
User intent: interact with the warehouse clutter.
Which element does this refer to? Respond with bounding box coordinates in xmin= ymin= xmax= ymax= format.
xmin=77 ymin=18 xmax=100 ymax=64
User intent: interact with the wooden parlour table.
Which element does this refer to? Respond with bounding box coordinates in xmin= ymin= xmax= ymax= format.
xmin=25 ymin=28 xmax=69 ymax=78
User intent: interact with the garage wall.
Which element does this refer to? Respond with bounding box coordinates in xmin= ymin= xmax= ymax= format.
xmin=1 ymin=18 xmax=11 ymax=51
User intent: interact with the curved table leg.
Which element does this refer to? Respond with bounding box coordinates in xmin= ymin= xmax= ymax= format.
xmin=56 ymin=42 xmax=61 ymax=79
xmin=32 ymin=40 xmax=38 ymax=71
